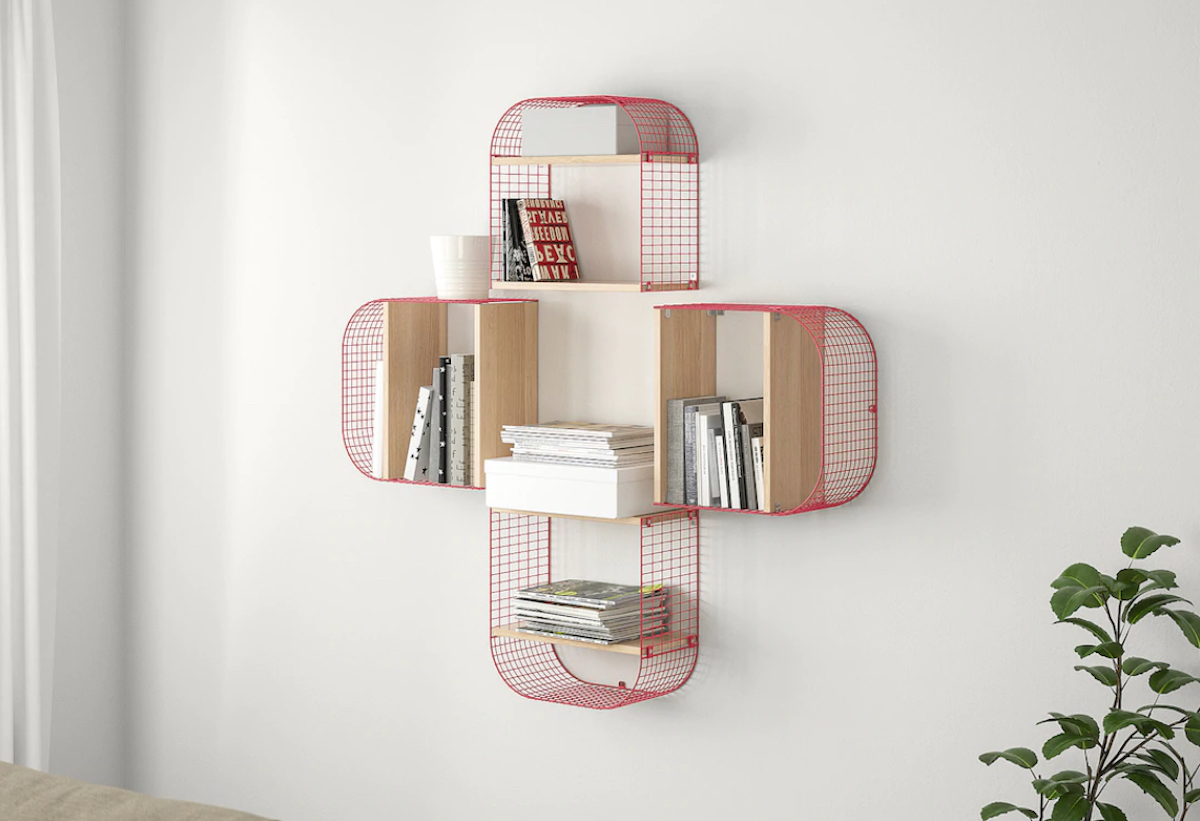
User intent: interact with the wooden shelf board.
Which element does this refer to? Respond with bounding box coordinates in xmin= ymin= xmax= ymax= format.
xmin=491 ymin=280 xmax=642 ymax=293
xmin=492 ymin=154 xmax=641 ymax=166
xmin=491 ymin=625 xmax=695 ymax=657
xmin=491 ymin=507 xmax=688 ymax=526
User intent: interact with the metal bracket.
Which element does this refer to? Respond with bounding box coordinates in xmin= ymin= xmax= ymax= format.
xmin=706 ymin=310 xmax=724 ymax=317
xmin=773 ymin=312 xmax=782 ymax=321
xmin=663 ymin=309 xmax=671 ymax=319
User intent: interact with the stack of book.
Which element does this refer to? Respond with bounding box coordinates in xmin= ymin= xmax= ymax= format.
xmin=665 ymin=396 xmax=764 ymax=510
xmin=373 ymin=353 xmax=477 ymax=485
xmin=500 ymin=198 xmax=581 ymax=282
xmin=514 ymin=579 xmax=669 ymax=645
xmin=501 ymin=422 xmax=653 ymax=468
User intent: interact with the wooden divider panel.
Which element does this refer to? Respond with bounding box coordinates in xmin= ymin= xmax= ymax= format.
xmin=654 ymin=309 xmax=717 ymax=502
xmin=475 ymin=301 xmax=539 ymax=485
xmin=763 ymin=312 xmax=822 ymax=511
xmin=382 ymin=302 xmax=447 ymax=479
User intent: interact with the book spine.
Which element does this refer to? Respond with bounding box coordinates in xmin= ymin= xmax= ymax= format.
xmin=696 ymin=419 xmax=708 ymax=508
xmin=428 ymin=366 xmax=442 ymax=482
xmin=721 ymin=402 xmax=743 ymax=509
xmin=705 ymin=428 xmax=721 ymax=506
xmin=684 ymin=405 xmax=699 ymax=506
xmin=403 ymin=386 xmax=432 ymax=481
xmin=714 ymin=433 xmax=730 ymax=508
xmin=436 ymin=356 xmax=450 ymax=483
xmin=666 ymin=398 xmax=684 ymax=505
xmin=517 ymin=200 xmax=540 ymax=282
xmin=751 ymin=436 xmax=765 ymax=511
xmin=739 ymin=422 xmax=757 ymax=511
xmin=501 ymin=197 xmax=510 ymax=282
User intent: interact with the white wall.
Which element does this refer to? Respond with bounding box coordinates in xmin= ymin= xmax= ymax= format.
xmin=121 ymin=1 xmax=1200 ymax=818
xmin=49 ymin=0 xmax=126 ymax=788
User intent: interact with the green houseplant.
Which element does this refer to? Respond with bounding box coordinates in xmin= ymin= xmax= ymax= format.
xmin=981 ymin=526 xmax=1200 ymax=820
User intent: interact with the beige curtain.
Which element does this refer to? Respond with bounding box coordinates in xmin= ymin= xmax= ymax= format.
xmin=0 ymin=0 xmax=60 ymax=771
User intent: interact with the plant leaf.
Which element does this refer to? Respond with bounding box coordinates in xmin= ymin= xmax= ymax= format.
xmin=1123 ymin=769 xmax=1179 ymax=817
xmin=1053 ymin=562 xmax=1103 ymax=589
xmin=1043 ymin=732 xmax=1096 ymax=759
xmin=1149 ymin=668 xmax=1200 ymax=695
xmin=1122 ymin=657 xmax=1168 ymax=677
xmin=1057 ymin=617 xmax=1114 ymax=643
xmin=1135 ymin=749 xmax=1180 ymax=781
xmin=1126 ymin=594 xmax=1191 ymax=624
xmin=1039 ymin=713 xmax=1100 ymax=742
xmin=1050 ymin=793 xmax=1089 ymax=821
xmin=1159 ymin=609 xmax=1200 ymax=648
xmin=1186 ymin=788 xmax=1200 ymax=803
xmin=1189 ymin=714 xmax=1200 ymax=747
xmin=1075 ymin=665 xmax=1119 ymax=687
xmin=1052 ymin=586 xmax=1110 ymax=619
xmin=1140 ymin=569 xmax=1179 ymax=592
xmin=1121 ymin=527 xmax=1180 ymax=560
xmin=1108 ymin=569 xmax=1145 ymax=600
xmin=1093 ymin=641 xmax=1123 ymax=658
xmin=982 ymin=803 xmax=1037 ymax=820
xmin=980 ymin=748 xmax=1039 ymax=769
xmin=1096 ymin=803 xmax=1128 ymax=821
xmin=1103 ymin=710 xmax=1175 ymax=739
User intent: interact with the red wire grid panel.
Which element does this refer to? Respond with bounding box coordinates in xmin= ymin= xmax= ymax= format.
xmin=341 ymin=297 xmax=536 ymax=489
xmin=489 ymin=509 xmax=700 ymax=709
xmin=490 ymin=96 xmax=699 ymax=292
xmin=654 ymin=304 xmax=877 ymax=516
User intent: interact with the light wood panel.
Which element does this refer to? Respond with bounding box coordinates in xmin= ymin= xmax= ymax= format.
xmin=490 ymin=507 xmax=688 ymax=526
xmin=474 ymin=301 xmax=539 ymax=486
xmin=763 ymin=312 xmax=822 ymax=512
xmin=491 ymin=280 xmax=641 ymax=293
xmin=654 ymin=309 xmax=717 ymax=503
xmin=491 ymin=154 xmax=642 ymax=166
xmin=491 ymin=626 xmax=694 ymax=657
xmin=381 ymin=302 xmax=447 ymax=479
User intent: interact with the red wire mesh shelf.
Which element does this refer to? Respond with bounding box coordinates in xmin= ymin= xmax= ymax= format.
xmin=654 ymin=303 xmax=877 ymax=516
xmin=341 ymin=297 xmax=538 ymax=489
xmin=489 ymin=508 xmax=700 ymax=709
xmin=489 ymin=96 xmax=699 ymax=293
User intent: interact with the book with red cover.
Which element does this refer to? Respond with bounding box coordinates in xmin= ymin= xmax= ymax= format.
xmin=517 ymin=198 xmax=581 ymax=281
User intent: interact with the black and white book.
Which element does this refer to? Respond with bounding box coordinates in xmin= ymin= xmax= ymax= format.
xmin=403 ymin=386 xmax=433 ymax=481
xmin=502 ymin=199 xmax=534 ymax=282
xmin=428 ymin=365 xmax=443 ymax=483
xmin=714 ymin=432 xmax=730 ymax=508
xmin=721 ymin=401 xmax=746 ymax=509
xmin=666 ymin=396 xmax=723 ymax=505
xmin=698 ymin=408 xmax=724 ymax=507
xmin=447 ymin=354 xmax=474 ymax=485
xmin=751 ymin=436 xmax=765 ymax=511
xmin=436 ymin=356 xmax=450 ymax=483
xmin=685 ymin=400 xmax=725 ymax=506
xmin=737 ymin=399 xmax=764 ymax=511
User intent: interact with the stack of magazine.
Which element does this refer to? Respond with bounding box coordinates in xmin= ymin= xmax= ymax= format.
xmin=514 ymin=579 xmax=669 ymax=645
xmin=501 ymin=422 xmax=654 ymax=469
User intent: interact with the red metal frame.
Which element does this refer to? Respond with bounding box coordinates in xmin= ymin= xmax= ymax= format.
xmin=655 ymin=303 xmax=878 ymax=516
xmin=490 ymin=96 xmax=699 ymax=292
xmin=489 ymin=509 xmax=700 ymax=709
xmin=340 ymin=297 xmax=535 ymax=488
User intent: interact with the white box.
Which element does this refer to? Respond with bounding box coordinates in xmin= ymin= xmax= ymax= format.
xmin=520 ymin=106 xmax=640 ymax=157
xmin=485 ymin=458 xmax=656 ymax=519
